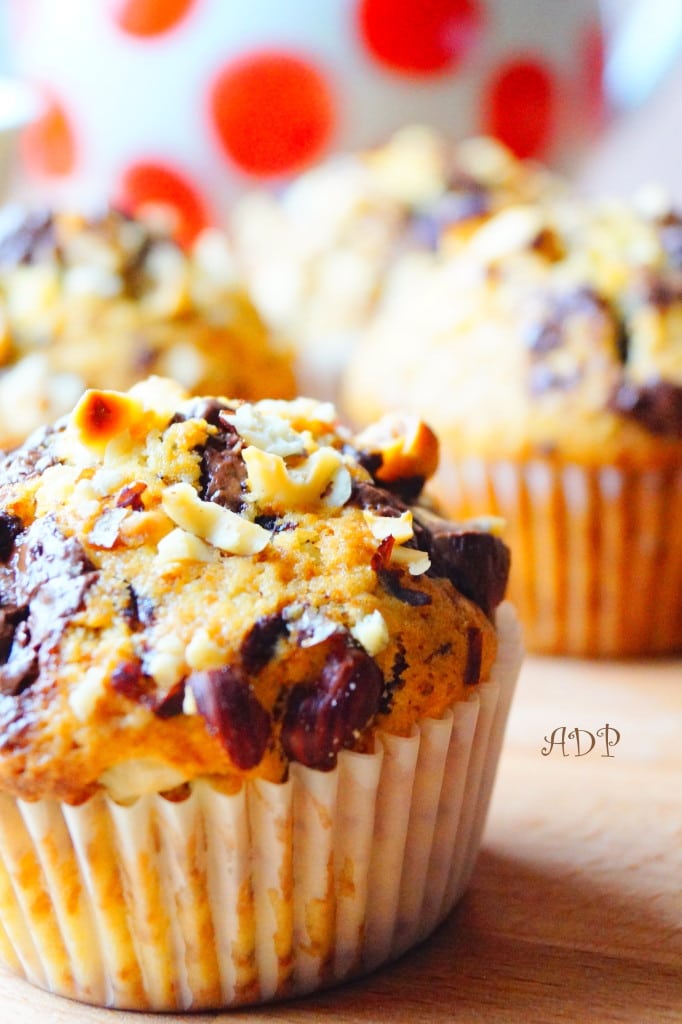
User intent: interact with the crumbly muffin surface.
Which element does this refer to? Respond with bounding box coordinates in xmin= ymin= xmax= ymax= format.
xmin=342 ymin=191 xmax=682 ymax=467
xmin=0 ymin=208 xmax=295 ymax=448
xmin=0 ymin=379 xmax=508 ymax=804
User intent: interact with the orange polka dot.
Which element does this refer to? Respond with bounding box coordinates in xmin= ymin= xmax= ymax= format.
xmin=116 ymin=162 xmax=211 ymax=248
xmin=357 ymin=0 xmax=484 ymax=76
xmin=483 ymin=57 xmax=556 ymax=159
xmin=209 ymin=51 xmax=336 ymax=177
xmin=111 ymin=0 xmax=196 ymax=37
xmin=20 ymin=90 xmax=78 ymax=178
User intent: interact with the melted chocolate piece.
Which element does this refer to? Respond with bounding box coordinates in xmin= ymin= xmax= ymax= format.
xmin=0 ymin=513 xmax=23 ymax=562
xmin=421 ymin=524 xmax=510 ymax=619
xmin=254 ymin=514 xmax=297 ymax=533
xmin=609 ymin=379 xmax=682 ymax=439
xmin=240 ymin=613 xmax=287 ymax=675
xmin=347 ymin=480 xmax=407 ymax=518
xmin=198 ymin=415 xmax=246 ymax=512
xmin=281 ymin=638 xmax=383 ymax=770
xmin=110 ymin=658 xmax=185 ymax=718
xmin=377 ymin=567 xmax=432 ymax=607
xmin=0 ymin=517 xmax=98 ymax=695
xmin=188 ymin=665 xmax=271 ymax=770
xmin=0 ymin=209 xmax=58 ymax=267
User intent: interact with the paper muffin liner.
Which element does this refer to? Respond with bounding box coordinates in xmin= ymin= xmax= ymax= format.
xmin=434 ymin=457 xmax=682 ymax=656
xmin=0 ymin=604 xmax=522 ymax=1012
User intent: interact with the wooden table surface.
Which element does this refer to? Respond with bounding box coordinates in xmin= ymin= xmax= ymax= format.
xmin=1 ymin=655 xmax=680 ymax=1023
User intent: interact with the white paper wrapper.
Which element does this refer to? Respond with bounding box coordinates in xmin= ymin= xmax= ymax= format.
xmin=0 ymin=603 xmax=522 ymax=1012
xmin=434 ymin=457 xmax=682 ymax=656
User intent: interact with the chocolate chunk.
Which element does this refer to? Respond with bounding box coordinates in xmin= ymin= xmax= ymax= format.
xmin=281 ymin=638 xmax=384 ymax=769
xmin=0 ymin=603 xmax=28 ymax=664
xmin=0 ymin=427 xmax=59 ymax=485
xmin=347 ymin=480 xmax=408 ymax=518
xmin=188 ymin=665 xmax=271 ymax=770
xmin=464 ymin=627 xmax=483 ymax=685
xmin=0 ymin=618 xmax=38 ymax=696
xmin=240 ymin=613 xmax=287 ymax=675
xmin=609 ymin=379 xmax=682 ymax=439
xmin=254 ymin=514 xmax=297 ymax=533
xmin=421 ymin=524 xmax=510 ymax=619
xmin=0 ymin=209 xmax=57 ymax=267
xmin=198 ymin=417 xmax=246 ymax=512
xmin=13 ymin=516 xmax=96 ymax=605
xmin=377 ymin=567 xmax=432 ymax=607
xmin=110 ymin=658 xmax=185 ymax=718
xmin=0 ymin=517 xmax=98 ymax=694
xmin=409 ymin=179 xmax=489 ymax=250
xmin=0 ymin=513 xmax=23 ymax=562
xmin=121 ymin=585 xmax=155 ymax=632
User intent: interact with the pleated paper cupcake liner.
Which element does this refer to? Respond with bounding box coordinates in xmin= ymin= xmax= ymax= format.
xmin=434 ymin=457 xmax=682 ymax=657
xmin=0 ymin=603 xmax=522 ymax=1012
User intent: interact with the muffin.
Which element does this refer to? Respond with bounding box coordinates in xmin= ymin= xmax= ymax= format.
xmin=0 ymin=377 xmax=521 ymax=1010
xmin=0 ymin=207 xmax=295 ymax=448
xmin=232 ymin=126 xmax=562 ymax=397
xmin=342 ymin=188 xmax=682 ymax=656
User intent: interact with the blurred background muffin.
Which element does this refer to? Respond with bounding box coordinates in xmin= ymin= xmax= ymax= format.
xmin=341 ymin=187 xmax=682 ymax=656
xmin=0 ymin=207 xmax=294 ymax=449
xmin=232 ymin=129 xmax=563 ymax=396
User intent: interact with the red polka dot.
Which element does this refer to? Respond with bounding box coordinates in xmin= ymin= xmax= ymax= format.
xmin=20 ymin=89 xmax=78 ymax=178
xmin=209 ymin=51 xmax=336 ymax=178
xmin=111 ymin=0 xmax=196 ymax=37
xmin=357 ymin=0 xmax=484 ymax=77
xmin=116 ymin=162 xmax=211 ymax=248
xmin=483 ymin=57 xmax=556 ymax=159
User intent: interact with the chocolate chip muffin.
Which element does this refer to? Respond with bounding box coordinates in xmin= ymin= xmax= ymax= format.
xmin=232 ymin=126 xmax=562 ymax=397
xmin=342 ymin=190 xmax=682 ymax=655
xmin=0 ymin=207 xmax=295 ymax=449
xmin=0 ymin=378 xmax=521 ymax=1010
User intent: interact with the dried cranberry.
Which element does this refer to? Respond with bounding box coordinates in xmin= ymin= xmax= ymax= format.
xmin=188 ymin=665 xmax=270 ymax=770
xmin=281 ymin=640 xmax=384 ymax=770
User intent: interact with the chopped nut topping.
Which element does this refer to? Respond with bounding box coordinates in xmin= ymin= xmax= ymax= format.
xmin=162 ymin=481 xmax=271 ymax=555
xmin=363 ymin=508 xmax=414 ymax=544
xmin=156 ymin=526 xmax=218 ymax=565
xmin=355 ymin=414 xmax=439 ymax=485
xmin=242 ymin=445 xmax=351 ymax=511
xmin=350 ymin=610 xmax=389 ymax=655
xmin=390 ymin=546 xmax=431 ymax=576
xmin=71 ymin=388 xmax=145 ymax=452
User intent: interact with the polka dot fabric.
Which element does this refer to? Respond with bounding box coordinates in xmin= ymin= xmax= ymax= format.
xmin=12 ymin=0 xmax=602 ymax=237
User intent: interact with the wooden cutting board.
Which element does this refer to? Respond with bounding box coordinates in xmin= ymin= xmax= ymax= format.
xmin=1 ymin=654 xmax=681 ymax=1022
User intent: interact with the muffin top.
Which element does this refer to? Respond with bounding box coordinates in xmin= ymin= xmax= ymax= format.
xmin=342 ymin=189 xmax=682 ymax=467
xmin=0 ymin=378 xmax=509 ymax=805
xmin=0 ymin=207 xmax=295 ymax=449
xmin=232 ymin=127 xmax=562 ymax=392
